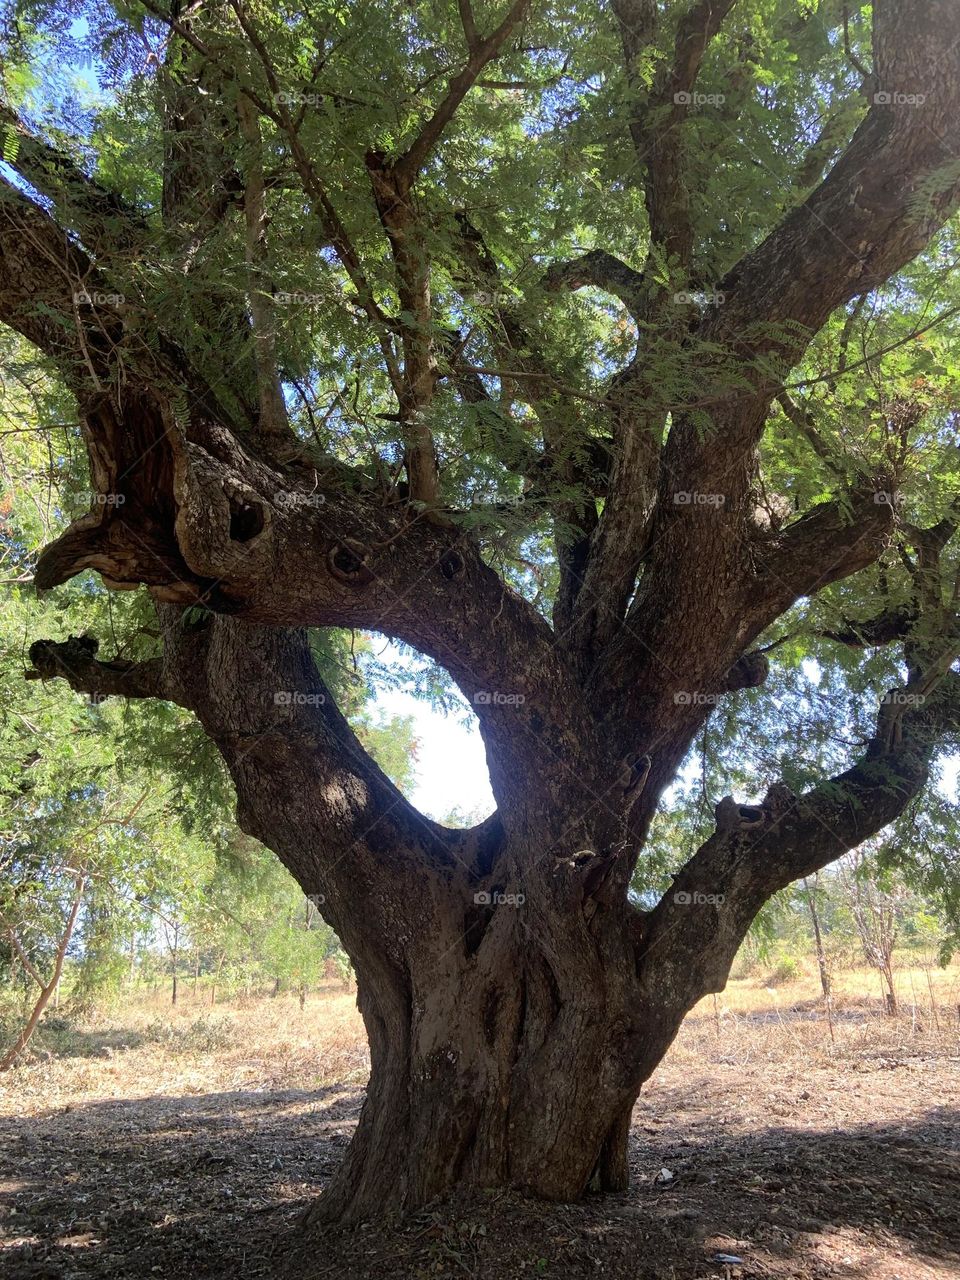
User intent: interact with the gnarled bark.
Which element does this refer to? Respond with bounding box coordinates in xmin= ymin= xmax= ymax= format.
xmin=7 ymin=0 xmax=960 ymax=1226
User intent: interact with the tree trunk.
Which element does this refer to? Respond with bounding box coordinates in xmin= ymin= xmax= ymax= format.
xmin=1 ymin=875 xmax=85 ymax=1071
xmin=307 ymin=960 xmax=647 ymax=1222
xmin=211 ymin=953 xmax=224 ymax=1007
xmin=802 ymin=876 xmax=831 ymax=999
xmin=292 ymin=845 xmax=687 ymax=1226
xmin=169 ymin=922 xmax=180 ymax=1006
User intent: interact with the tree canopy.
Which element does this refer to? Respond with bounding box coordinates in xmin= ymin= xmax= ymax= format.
xmin=3 ymin=0 xmax=960 ymax=1221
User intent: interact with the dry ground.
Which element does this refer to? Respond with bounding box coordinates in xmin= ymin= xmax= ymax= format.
xmin=0 ymin=961 xmax=958 ymax=1280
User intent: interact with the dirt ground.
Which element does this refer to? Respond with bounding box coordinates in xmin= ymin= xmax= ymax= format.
xmin=1 ymin=965 xmax=958 ymax=1280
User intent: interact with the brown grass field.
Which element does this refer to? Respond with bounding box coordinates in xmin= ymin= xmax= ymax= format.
xmin=1 ymin=958 xmax=958 ymax=1280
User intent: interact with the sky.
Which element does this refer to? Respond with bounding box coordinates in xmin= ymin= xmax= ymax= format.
xmin=373 ymin=651 xmax=960 ymax=827
xmin=375 ymin=680 xmax=495 ymax=823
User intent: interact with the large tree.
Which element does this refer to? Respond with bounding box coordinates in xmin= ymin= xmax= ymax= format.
xmin=3 ymin=0 xmax=960 ymax=1223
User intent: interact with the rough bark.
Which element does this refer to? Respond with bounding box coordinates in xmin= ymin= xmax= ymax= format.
xmin=6 ymin=0 xmax=960 ymax=1224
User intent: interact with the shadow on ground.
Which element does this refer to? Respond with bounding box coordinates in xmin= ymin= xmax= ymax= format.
xmin=1 ymin=1083 xmax=957 ymax=1279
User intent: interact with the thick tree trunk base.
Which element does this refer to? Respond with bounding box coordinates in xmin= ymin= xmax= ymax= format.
xmin=303 ymin=1096 xmax=638 ymax=1229
xmin=300 ymin=945 xmax=656 ymax=1226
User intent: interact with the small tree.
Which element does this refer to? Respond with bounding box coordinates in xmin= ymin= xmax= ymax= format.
xmin=802 ymin=875 xmax=832 ymax=1001
xmin=839 ymin=846 xmax=907 ymax=1015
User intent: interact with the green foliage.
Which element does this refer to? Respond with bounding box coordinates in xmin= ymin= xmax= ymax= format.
xmin=2 ymin=0 xmax=960 ymax=993
xmin=0 ymin=335 xmax=412 ymax=1024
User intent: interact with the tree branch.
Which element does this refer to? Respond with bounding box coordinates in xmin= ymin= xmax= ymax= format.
xmin=640 ymin=660 xmax=960 ymax=1009
xmin=542 ymin=250 xmax=646 ymax=317
xmin=594 ymin=0 xmax=960 ymax=756
xmin=7 ymin=929 xmax=45 ymax=990
xmin=25 ymin=635 xmax=182 ymax=704
xmin=748 ymin=485 xmax=895 ymax=623
xmin=391 ymin=0 xmax=532 ymax=190
xmin=236 ymin=90 xmax=292 ymax=449
xmin=0 ymin=177 xmax=115 ymax=382
xmin=449 ymin=213 xmax=603 ymax=628
xmin=0 ymin=102 xmax=149 ymax=255
xmin=614 ymin=0 xmax=738 ymax=267
xmin=820 ymin=607 xmax=916 ymax=649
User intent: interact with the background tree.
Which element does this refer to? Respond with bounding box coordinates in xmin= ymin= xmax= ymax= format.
xmin=3 ymin=0 xmax=960 ymax=1224
xmin=0 ymin=367 xmax=412 ymax=1049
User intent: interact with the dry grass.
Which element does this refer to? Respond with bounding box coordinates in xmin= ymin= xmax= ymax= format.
xmin=0 ymin=980 xmax=369 ymax=1115
xmin=0 ymin=956 xmax=957 ymax=1117
xmin=672 ymin=954 xmax=960 ymax=1075
xmin=2 ymin=959 xmax=959 ymax=1280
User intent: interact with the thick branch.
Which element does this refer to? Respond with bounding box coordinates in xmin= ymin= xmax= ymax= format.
xmin=594 ymin=0 xmax=960 ymax=752
xmin=821 ymin=607 xmax=916 ymax=649
xmin=640 ymin=664 xmax=960 ymax=1008
xmin=613 ymin=0 xmax=738 ymax=266
xmin=0 ymin=178 xmax=114 ymax=381
xmin=25 ymin=635 xmax=180 ymax=704
xmin=0 ymin=103 xmax=148 ymax=255
xmin=542 ymin=250 xmax=646 ymax=317
xmin=748 ymin=486 xmax=895 ymax=624
xmin=678 ymin=0 xmax=960 ymax=472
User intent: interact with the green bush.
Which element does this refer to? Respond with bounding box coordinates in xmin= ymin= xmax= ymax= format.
xmin=765 ymin=956 xmax=802 ymax=986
